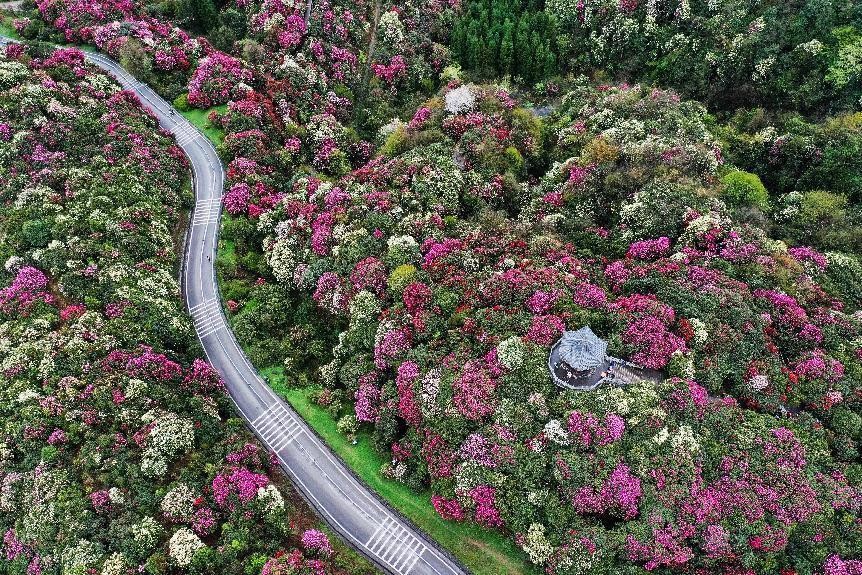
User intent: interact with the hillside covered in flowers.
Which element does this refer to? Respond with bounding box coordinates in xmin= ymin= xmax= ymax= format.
xmin=0 ymin=43 xmax=371 ymax=575
xmin=3 ymin=0 xmax=862 ymax=574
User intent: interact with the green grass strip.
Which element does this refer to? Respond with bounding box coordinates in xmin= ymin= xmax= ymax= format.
xmin=0 ymin=17 xmax=21 ymax=40
xmin=180 ymin=104 xmax=226 ymax=146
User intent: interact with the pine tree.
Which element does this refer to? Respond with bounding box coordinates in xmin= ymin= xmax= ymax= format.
xmin=544 ymin=49 xmax=558 ymax=79
xmin=487 ymin=23 xmax=502 ymax=74
xmin=467 ymin=33 xmax=483 ymax=70
xmin=178 ymin=0 xmax=218 ymax=32
xmin=451 ymin=21 xmax=467 ymax=64
xmin=513 ymin=17 xmax=530 ymax=79
xmin=528 ymin=30 xmax=543 ymax=83
xmin=500 ymin=23 xmax=514 ymax=76
xmin=448 ymin=0 xmax=561 ymax=81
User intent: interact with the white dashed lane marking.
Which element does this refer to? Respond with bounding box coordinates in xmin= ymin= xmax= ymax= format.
xmin=366 ymin=516 xmax=426 ymax=574
xmin=191 ymin=198 xmax=221 ymax=227
xmin=189 ymin=297 xmax=224 ymax=338
xmin=252 ymin=403 xmax=304 ymax=453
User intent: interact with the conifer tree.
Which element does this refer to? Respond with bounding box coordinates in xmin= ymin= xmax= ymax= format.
xmin=500 ymin=23 xmax=514 ymax=76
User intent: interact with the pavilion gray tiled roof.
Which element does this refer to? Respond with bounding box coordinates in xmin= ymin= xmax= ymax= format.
xmin=548 ymin=326 xmax=657 ymax=391
xmin=548 ymin=327 xmax=609 ymax=390
xmin=556 ymin=326 xmax=608 ymax=370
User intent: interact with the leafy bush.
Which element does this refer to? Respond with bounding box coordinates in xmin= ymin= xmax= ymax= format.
xmin=721 ymin=169 xmax=770 ymax=211
xmin=173 ymin=92 xmax=191 ymax=112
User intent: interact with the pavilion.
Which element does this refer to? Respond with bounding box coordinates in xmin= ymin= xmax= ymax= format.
xmin=548 ymin=326 xmax=650 ymax=390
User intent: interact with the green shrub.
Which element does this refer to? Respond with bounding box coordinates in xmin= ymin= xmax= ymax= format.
xmin=387 ymin=264 xmax=417 ymax=294
xmin=720 ymin=170 xmax=770 ymax=210
xmin=799 ymin=190 xmax=847 ymax=225
xmin=173 ymin=93 xmax=191 ymax=112
xmin=832 ymin=407 xmax=862 ymax=440
xmin=21 ymin=218 xmax=51 ymax=248
xmin=379 ymin=123 xmax=410 ymax=157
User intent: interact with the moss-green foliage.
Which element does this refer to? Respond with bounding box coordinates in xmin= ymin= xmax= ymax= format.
xmin=173 ymin=92 xmax=191 ymax=112
xmin=387 ymin=264 xmax=417 ymax=294
xmin=720 ymin=169 xmax=770 ymax=211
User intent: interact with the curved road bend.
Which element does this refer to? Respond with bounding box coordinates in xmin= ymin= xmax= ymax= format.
xmin=0 ymin=36 xmax=468 ymax=575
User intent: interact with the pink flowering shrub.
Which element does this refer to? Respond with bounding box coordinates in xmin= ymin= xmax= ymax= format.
xmin=350 ymin=257 xmax=387 ymax=296
xmin=469 ymin=485 xmax=503 ymax=527
xmin=0 ymin=266 xmax=53 ymax=314
xmin=623 ymin=315 xmax=687 ymax=370
xmin=573 ymin=462 xmax=642 ymax=520
xmin=212 ymin=467 xmax=269 ymax=509
xmin=408 ymin=107 xmax=433 ymax=130
xmin=627 ymin=237 xmax=671 ymax=260
xmin=395 ymin=361 xmax=422 ymax=427
xmin=300 ymin=529 xmax=333 ymax=557
xmin=371 ymin=55 xmax=407 ymax=85
xmin=567 ymin=411 xmax=625 ymax=447
xmin=431 ymin=495 xmax=465 ymax=521
xmin=187 ymin=53 xmax=253 ymax=108
xmin=824 ymin=555 xmax=862 ymax=575
xmin=453 ymin=360 xmax=497 ymax=420
xmin=789 ymin=246 xmax=828 ymax=271
xmin=354 ymin=376 xmax=381 ymax=422
xmin=223 ymin=182 xmax=252 ymax=215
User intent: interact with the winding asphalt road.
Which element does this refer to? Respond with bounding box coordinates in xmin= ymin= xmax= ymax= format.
xmin=0 ymin=36 xmax=469 ymax=575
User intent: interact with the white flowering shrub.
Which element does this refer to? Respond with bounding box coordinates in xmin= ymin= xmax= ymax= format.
xmin=168 ymin=527 xmax=205 ymax=567
xmin=496 ymin=336 xmax=526 ymax=370
xmin=256 ymin=484 xmax=285 ymax=515
xmin=521 ymin=523 xmax=554 ymax=565
xmin=444 ymin=84 xmax=476 ymax=115
xmin=160 ymin=483 xmax=196 ymax=521
xmin=100 ymin=552 xmax=126 ymax=575
xmin=142 ymin=413 xmax=195 ymax=478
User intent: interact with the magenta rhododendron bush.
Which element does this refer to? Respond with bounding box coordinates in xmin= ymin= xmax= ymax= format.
xmin=187 ymin=52 xmax=253 ymax=108
xmin=33 ymin=0 xmax=135 ymax=42
xmin=0 ymin=46 xmax=354 ymax=575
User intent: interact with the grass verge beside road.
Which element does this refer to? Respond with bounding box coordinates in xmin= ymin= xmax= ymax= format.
xmin=0 ymin=17 xmax=20 ymax=39
xmin=180 ymin=104 xmax=226 ymax=146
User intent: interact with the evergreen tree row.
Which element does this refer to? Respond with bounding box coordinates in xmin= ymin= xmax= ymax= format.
xmin=450 ymin=0 xmax=560 ymax=84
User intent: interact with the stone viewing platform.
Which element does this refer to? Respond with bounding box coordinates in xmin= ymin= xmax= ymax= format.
xmin=548 ymin=326 xmax=659 ymax=390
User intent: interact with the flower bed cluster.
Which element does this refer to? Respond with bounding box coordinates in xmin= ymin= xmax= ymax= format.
xmin=0 ymin=45 xmax=366 ymax=575
xmin=32 ymin=0 xmax=135 ymax=43
xmin=24 ymin=0 xmax=458 ymax=170
xmin=238 ymin=82 xmax=862 ymax=573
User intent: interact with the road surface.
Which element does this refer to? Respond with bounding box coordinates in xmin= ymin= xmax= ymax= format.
xmin=0 ymin=36 xmax=470 ymax=575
